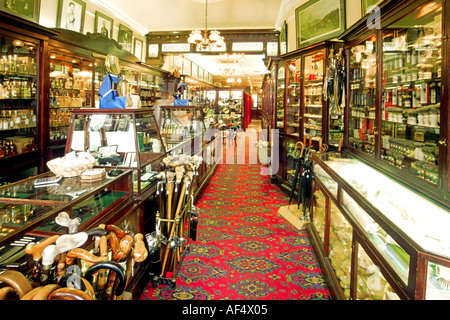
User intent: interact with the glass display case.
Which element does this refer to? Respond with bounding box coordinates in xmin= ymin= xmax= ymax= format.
xmin=303 ymin=51 xmax=324 ymax=141
xmin=285 ymin=58 xmax=301 ymax=136
xmin=159 ymin=106 xmax=206 ymax=152
xmin=380 ymin=1 xmax=442 ymax=185
xmin=276 ymin=66 xmax=285 ymax=130
xmin=0 ymin=33 xmax=39 ymax=160
xmin=0 ymin=168 xmax=132 ymax=246
xmin=309 ymin=150 xmax=450 ymax=299
xmin=348 ymin=35 xmax=378 ymax=155
xmin=66 ymin=108 xmax=165 ymax=196
xmin=49 ymin=50 xmax=94 ymax=143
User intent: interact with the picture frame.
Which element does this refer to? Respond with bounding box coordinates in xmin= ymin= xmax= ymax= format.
xmin=1 ymin=0 xmax=40 ymax=23
xmin=147 ymin=44 xmax=159 ymax=58
xmin=94 ymin=10 xmax=113 ymax=38
xmin=280 ymin=21 xmax=287 ymax=55
xmin=361 ymin=0 xmax=383 ymax=16
xmin=118 ymin=24 xmax=133 ymax=52
xmin=295 ymin=0 xmax=345 ymax=49
xmin=56 ymin=0 xmax=86 ymax=33
xmin=134 ymin=38 xmax=143 ymax=61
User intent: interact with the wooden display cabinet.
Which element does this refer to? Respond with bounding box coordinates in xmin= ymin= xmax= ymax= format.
xmin=308 ymin=150 xmax=450 ymax=300
xmin=339 ymin=0 xmax=449 ymax=206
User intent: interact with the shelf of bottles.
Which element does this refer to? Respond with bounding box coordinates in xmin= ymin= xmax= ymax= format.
xmin=285 ymin=59 xmax=300 ymax=136
xmin=303 ymin=51 xmax=324 ymax=141
xmin=276 ymin=66 xmax=285 ymax=130
xmin=139 ymin=73 xmax=163 ymax=108
xmin=348 ymin=36 xmax=378 ymax=155
xmin=0 ymin=35 xmax=38 ymax=158
xmin=380 ymin=2 xmax=442 ymax=186
xmin=49 ymin=51 xmax=94 ymax=142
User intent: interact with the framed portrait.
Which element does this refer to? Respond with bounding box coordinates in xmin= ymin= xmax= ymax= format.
xmin=94 ymin=11 xmax=113 ymax=38
xmin=56 ymin=0 xmax=86 ymax=33
xmin=118 ymin=24 xmax=133 ymax=52
xmin=148 ymin=44 xmax=159 ymax=58
xmin=361 ymin=0 xmax=383 ymax=16
xmin=1 ymin=0 xmax=40 ymax=23
xmin=295 ymin=0 xmax=345 ymax=49
xmin=134 ymin=38 xmax=143 ymax=61
xmin=280 ymin=21 xmax=287 ymax=55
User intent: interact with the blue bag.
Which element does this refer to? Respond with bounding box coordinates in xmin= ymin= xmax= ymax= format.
xmin=99 ymin=72 xmax=126 ymax=109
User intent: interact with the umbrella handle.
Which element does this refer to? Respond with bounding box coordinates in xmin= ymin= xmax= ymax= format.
xmin=295 ymin=141 xmax=305 ymax=157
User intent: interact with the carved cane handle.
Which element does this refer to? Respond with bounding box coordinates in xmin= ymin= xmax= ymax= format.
xmin=65 ymin=248 xmax=108 ymax=266
xmin=133 ymin=233 xmax=148 ymax=262
xmin=25 ymin=235 xmax=60 ymax=260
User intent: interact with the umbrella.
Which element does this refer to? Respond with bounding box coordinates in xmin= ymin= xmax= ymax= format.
xmin=288 ymin=142 xmax=305 ymax=207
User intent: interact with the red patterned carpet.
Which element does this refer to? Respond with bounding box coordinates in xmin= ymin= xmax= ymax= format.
xmin=139 ymin=138 xmax=330 ymax=300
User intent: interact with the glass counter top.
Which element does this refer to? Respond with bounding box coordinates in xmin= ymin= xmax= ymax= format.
xmin=313 ymin=151 xmax=450 ymax=259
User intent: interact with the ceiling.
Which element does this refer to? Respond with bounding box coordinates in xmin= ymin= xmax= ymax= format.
xmin=92 ymin=0 xmax=285 ymax=89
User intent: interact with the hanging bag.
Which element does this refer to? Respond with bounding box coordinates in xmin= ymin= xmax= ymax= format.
xmin=98 ymin=72 xmax=126 ymax=109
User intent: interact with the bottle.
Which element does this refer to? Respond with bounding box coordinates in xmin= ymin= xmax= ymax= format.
xmin=1 ymin=111 xmax=8 ymax=130
xmin=14 ymin=110 xmax=21 ymax=127
xmin=30 ymin=58 xmax=36 ymax=75
xmin=10 ymin=81 xmax=17 ymax=99
xmin=23 ymin=111 xmax=30 ymax=126
xmin=13 ymin=55 xmax=18 ymax=73
xmin=0 ymin=58 xmax=4 ymax=73
xmin=7 ymin=55 xmax=13 ymax=74
xmin=31 ymin=83 xmax=36 ymax=99
xmin=31 ymin=110 xmax=36 ymax=124
xmin=8 ymin=110 xmax=14 ymax=128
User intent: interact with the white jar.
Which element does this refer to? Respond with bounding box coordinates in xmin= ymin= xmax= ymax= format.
xmin=429 ymin=113 xmax=438 ymax=127
xmin=417 ymin=113 xmax=424 ymax=125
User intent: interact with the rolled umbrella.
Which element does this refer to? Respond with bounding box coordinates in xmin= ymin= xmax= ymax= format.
xmin=288 ymin=142 xmax=305 ymax=207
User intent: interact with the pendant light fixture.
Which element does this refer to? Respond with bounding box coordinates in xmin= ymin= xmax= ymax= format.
xmin=188 ymin=0 xmax=225 ymax=50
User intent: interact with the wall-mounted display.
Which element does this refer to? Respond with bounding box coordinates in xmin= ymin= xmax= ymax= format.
xmin=94 ymin=10 xmax=113 ymax=38
xmin=118 ymin=24 xmax=133 ymax=52
xmin=295 ymin=0 xmax=345 ymax=49
xmin=134 ymin=38 xmax=143 ymax=61
xmin=56 ymin=0 xmax=86 ymax=33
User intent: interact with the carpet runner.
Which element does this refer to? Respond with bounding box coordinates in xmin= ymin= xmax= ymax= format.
xmin=139 ymin=155 xmax=330 ymax=300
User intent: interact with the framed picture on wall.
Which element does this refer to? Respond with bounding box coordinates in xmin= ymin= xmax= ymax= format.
xmin=280 ymin=21 xmax=287 ymax=55
xmin=56 ymin=0 xmax=86 ymax=33
xmin=1 ymin=0 xmax=40 ymax=23
xmin=134 ymin=38 xmax=143 ymax=61
xmin=94 ymin=11 xmax=113 ymax=38
xmin=295 ymin=0 xmax=345 ymax=49
xmin=118 ymin=24 xmax=133 ymax=52
xmin=148 ymin=44 xmax=159 ymax=58
xmin=361 ymin=0 xmax=383 ymax=16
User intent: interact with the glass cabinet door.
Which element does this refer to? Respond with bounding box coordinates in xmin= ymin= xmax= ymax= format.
xmin=380 ymin=1 xmax=442 ymax=185
xmin=276 ymin=66 xmax=285 ymax=130
xmin=348 ymin=36 xmax=377 ymax=154
xmin=286 ymin=59 xmax=301 ymax=136
xmin=303 ymin=51 xmax=324 ymax=142
xmin=0 ymin=34 xmax=38 ymax=157
xmin=49 ymin=51 xmax=93 ymax=142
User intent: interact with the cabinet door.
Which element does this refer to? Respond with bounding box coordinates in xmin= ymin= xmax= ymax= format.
xmin=0 ymin=34 xmax=39 ymax=159
xmin=348 ymin=35 xmax=378 ymax=155
xmin=49 ymin=51 xmax=93 ymax=142
xmin=303 ymin=51 xmax=324 ymax=142
xmin=276 ymin=66 xmax=285 ymax=130
xmin=285 ymin=59 xmax=301 ymax=136
xmin=380 ymin=1 xmax=442 ymax=187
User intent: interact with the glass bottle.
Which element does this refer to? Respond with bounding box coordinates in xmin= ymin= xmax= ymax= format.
xmin=31 ymin=110 xmax=36 ymax=124
xmin=31 ymin=83 xmax=36 ymax=99
xmin=14 ymin=110 xmax=21 ymax=127
xmin=30 ymin=58 xmax=36 ymax=75
xmin=8 ymin=110 xmax=14 ymax=129
xmin=10 ymin=81 xmax=17 ymax=99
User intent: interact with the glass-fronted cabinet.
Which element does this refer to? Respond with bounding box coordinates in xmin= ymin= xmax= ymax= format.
xmin=285 ymin=58 xmax=301 ymax=136
xmin=310 ymin=151 xmax=450 ymax=300
xmin=276 ymin=66 xmax=285 ymax=130
xmin=49 ymin=50 xmax=93 ymax=143
xmin=303 ymin=51 xmax=324 ymax=142
xmin=341 ymin=0 xmax=448 ymax=204
xmin=0 ymin=33 xmax=38 ymax=160
xmin=66 ymin=108 xmax=165 ymax=196
xmin=380 ymin=1 xmax=442 ymax=186
xmin=348 ymin=35 xmax=377 ymax=155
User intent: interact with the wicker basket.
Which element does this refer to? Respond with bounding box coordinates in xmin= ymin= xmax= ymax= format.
xmin=47 ymin=152 xmax=96 ymax=178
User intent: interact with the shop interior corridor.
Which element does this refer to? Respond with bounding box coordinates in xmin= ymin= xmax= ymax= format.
xmin=139 ymin=119 xmax=330 ymax=300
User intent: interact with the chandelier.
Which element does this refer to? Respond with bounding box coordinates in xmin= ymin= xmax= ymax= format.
xmin=187 ymin=0 xmax=225 ymax=50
